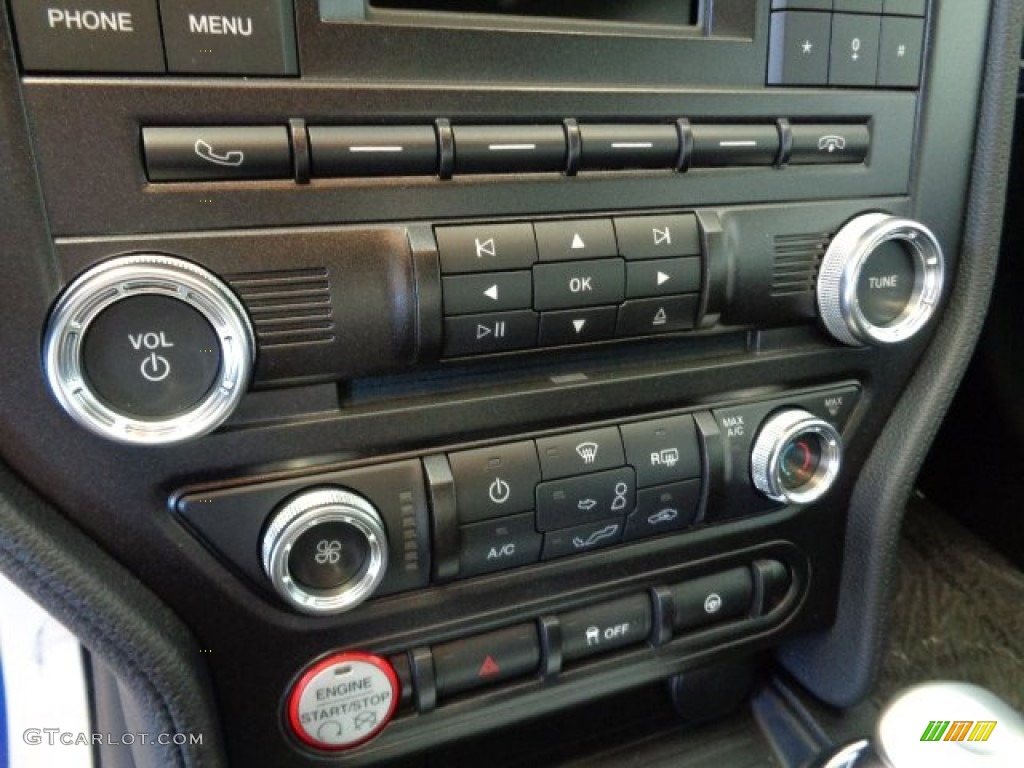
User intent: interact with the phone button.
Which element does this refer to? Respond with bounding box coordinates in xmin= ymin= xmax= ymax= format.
xmin=142 ymin=126 xmax=292 ymax=182
xmin=789 ymin=124 xmax=870 ymax=165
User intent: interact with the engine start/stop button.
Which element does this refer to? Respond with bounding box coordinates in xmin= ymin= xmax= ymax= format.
xmin=287 ymin=652 xmax=399 ymax=751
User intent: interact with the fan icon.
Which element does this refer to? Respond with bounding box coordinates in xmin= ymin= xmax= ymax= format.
xmin=314 ymin=539 xmax=342 ymax=565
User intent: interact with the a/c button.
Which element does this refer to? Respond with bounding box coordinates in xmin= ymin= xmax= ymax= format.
xmin=458 ymin=512 xmax=542 ymax=578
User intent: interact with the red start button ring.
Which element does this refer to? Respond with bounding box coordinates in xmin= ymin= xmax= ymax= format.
xmin=287 ymin=652 xmax=399 ymax=751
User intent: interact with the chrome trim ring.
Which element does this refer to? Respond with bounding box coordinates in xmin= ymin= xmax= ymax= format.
xmin=751 ymin=409 xmax=843 ymax=505
xmin=817 ymin=213 xmax=945 ymax=347
xmin=42 ymin=254 xmax=254 ymax=446
xmin=262 ymin=488 xmax=389 ymax=616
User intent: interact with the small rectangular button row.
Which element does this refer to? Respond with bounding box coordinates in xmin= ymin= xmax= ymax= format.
xmin=769 ymin=9 xmax=924 ymax=88
xmin=425 ymin=567 xmax=760 ymax=701
xmin=437 ymin=214 xmax=703 ymax=274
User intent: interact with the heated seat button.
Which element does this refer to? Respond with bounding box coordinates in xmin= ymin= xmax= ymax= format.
xmin=533 ymin=259 xmax=626 ymax=311
xmin=578 ymin=124 xmax=680 ymax=170
xmin=538 ymin=306 xmax=618 ymax=346
xmin=442 ymin=310 xmax=538 ymax=357
xmin=690 ymin=125 xmax=781 ymax=167
xmin=620 ymin=414 xmax=702 ymax=487
xmin=536 ymin=426 xmax=625 ymax=479
xmin=614 ymin=214 xmax=701 ymax=260
xmin=142 ymin=126 xmax=292 ymax=182
xmin=790 ymin=124 xmax=870 ymax=164
xmin=309 ymin=126 xmax=438 ymax=177
xmin=615 ymin=295 xmax=699 ymax=336
xmin=433 ymin=624 xmax=541 ymax=697
xmin=158 ymin=0 xmax=298 ymax=76
xmin=448 ymin=441 xmax=541 ymax=523
xmin=670 ymin=568 xmax=753 ymax=632
xmin=436 ymin=223 xmax=538 ymax=274
xmin=452 ymin=125 xmax=566 ymax=174
xmin=442 ymin=272 xmax=533 ymax=315
xmin=626 ymin=258 xmax=702 ymax=299
xmin=542 ymin=518 xmax=623 ymax=560
xmin=81 ymin=295 xmax=221 ymax=420
xmin=535 ymin=467 xmax=636 ymax=531
xmin=534 ymin=219 xmax=618 ymax=262
xmin=560 ymin=595 xmax=653 ymax=662
xmin=624 ymin=480 xmax=702 ymax=541
xmin=459 ymin=512 xmax=542 ymax=578
xmin=10 ymin=0 xmax=166 ymax=74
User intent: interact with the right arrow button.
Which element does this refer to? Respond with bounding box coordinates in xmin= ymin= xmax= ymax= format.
xmin=626 ymin=258 xmax=702 ymax=299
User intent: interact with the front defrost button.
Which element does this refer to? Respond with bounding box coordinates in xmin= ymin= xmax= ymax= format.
xmin=288 ymin=652 xmax=399 ymax=751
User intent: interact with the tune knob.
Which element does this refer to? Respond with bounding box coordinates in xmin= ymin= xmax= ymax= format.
xmin=816 ymin=213 xmax=944 ymax=346
xmin=43 ymin=254 xmax=255 ymax=445
xmin=262 ymin=488 xmax=389 ymax=616
xmin=750 ymin=409 xmax=842 ymax=505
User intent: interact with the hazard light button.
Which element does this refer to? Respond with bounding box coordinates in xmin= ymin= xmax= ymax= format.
xmin=432 ymin=624 xmax=541 ymax=698
xmin=287 ymin=652 xmax=399 ymax=751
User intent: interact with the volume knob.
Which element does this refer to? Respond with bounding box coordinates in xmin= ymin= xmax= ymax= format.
xmin=43 ymin=254 xmax=255 ymax=445
xmin=816 ymin=213 xmax=945 ymax=346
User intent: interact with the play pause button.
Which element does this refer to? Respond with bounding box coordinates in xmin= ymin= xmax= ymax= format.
xmin=538 ymin=307 xmax=618 ymax=346
xmin=444 ymin=310 xmax=538 ymax=357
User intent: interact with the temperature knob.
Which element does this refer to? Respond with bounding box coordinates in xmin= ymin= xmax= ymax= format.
xmin=262 ymin=488 xmax=389 ymax=616
xmin=817 ymin=213 xmax=944 ymax=346
xmin=751 ymin=409 xmax=843 ymax=505
xmin=43 ymin=254 xmax=254 ymax=445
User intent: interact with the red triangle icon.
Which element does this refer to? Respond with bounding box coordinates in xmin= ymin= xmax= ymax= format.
xmin=478 ymin=655 xmax=501 ymax=678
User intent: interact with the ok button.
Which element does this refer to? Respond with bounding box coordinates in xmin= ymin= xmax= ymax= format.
xmin=533 ymin=259 xmax=626 ymax=311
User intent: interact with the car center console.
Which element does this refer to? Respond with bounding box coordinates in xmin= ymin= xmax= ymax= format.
xmin=0 ymin=0 xmax=997 ymax=765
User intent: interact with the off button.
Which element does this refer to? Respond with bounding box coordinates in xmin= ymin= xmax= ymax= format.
xmin=287 ymin=653 xmax=399 ymax=751
xmin=82 ymin=294 xmax=222 ymax=420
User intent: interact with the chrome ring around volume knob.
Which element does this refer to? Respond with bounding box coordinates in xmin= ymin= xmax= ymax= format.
xmin=43 ymin=254 xmax=255 ymax=445
xmin=751 ymin=409 xmax=843 ymax=505
xmin=817 ymin=213 xmax=945 ymax=347
xmin=261 ymin=488 xmax=389 ymax=616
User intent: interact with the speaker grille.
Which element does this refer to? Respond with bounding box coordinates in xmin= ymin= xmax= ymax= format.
xmin=225 ymin=268 xmax=335 ymax=349
xmin=772 ymin=232 xmax=828 ymax=297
